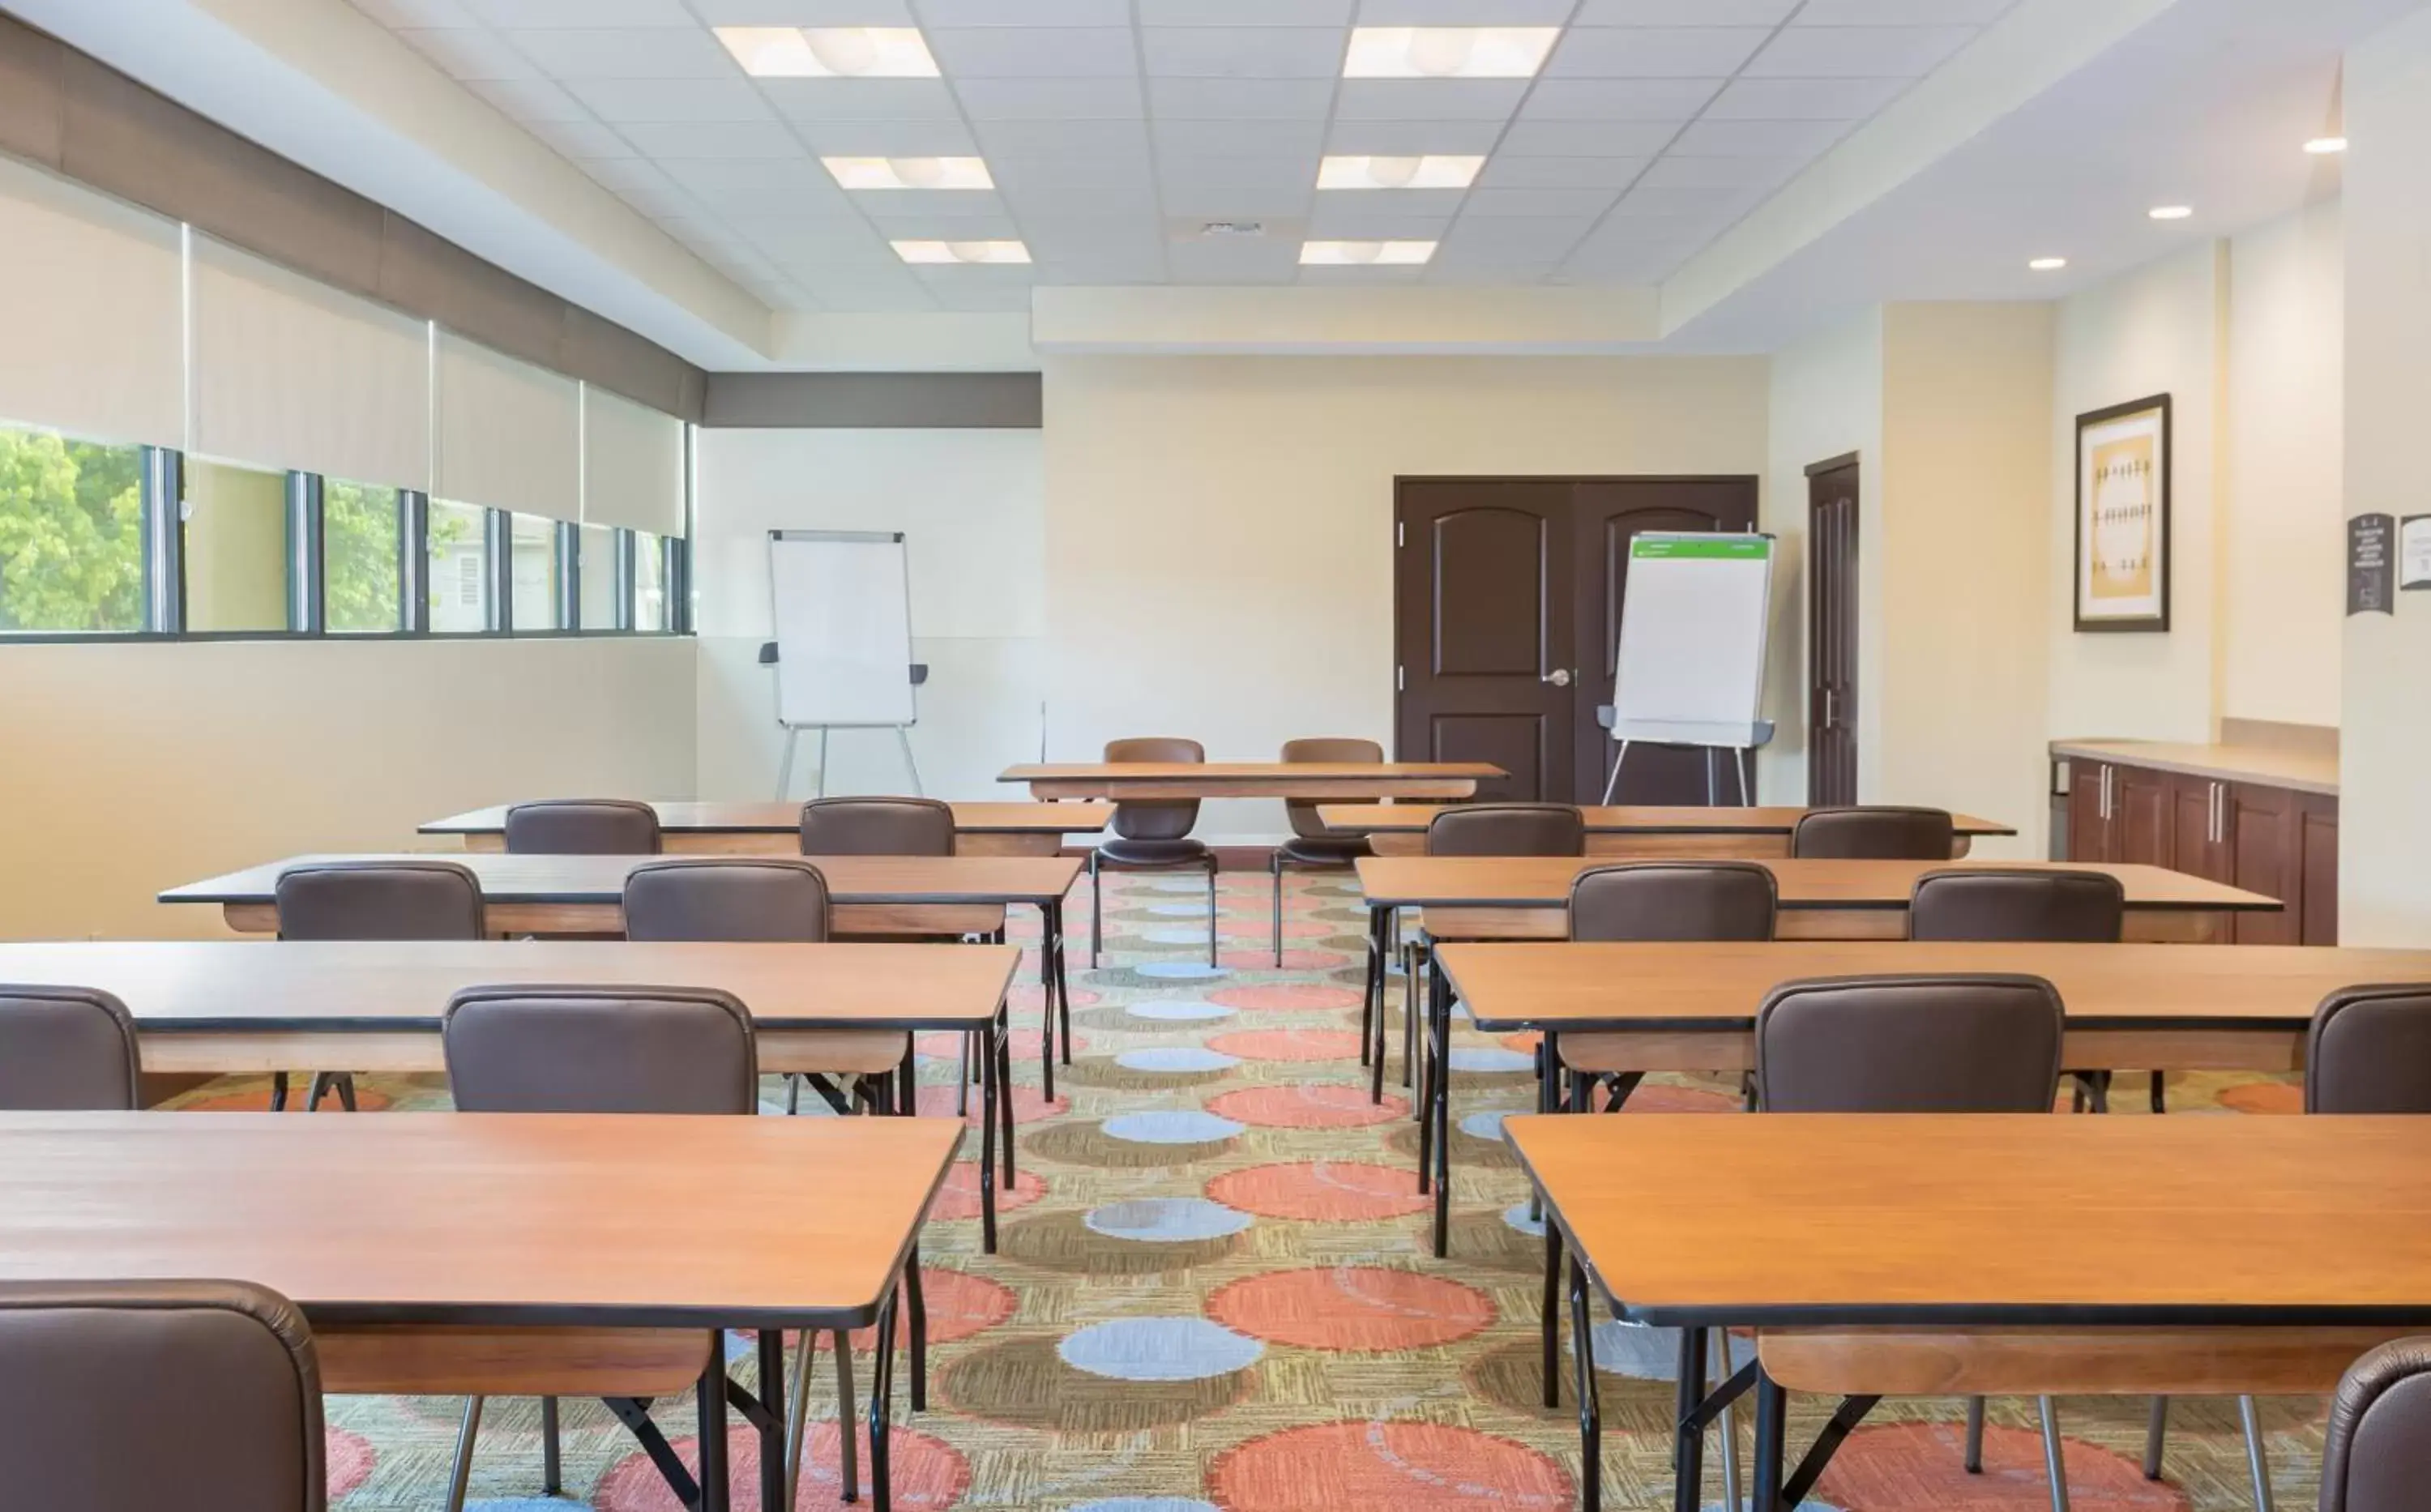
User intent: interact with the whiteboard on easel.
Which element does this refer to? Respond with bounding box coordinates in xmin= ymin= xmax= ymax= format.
xmin=767 ymin=530 xmax=916 ymax=728
xmin=1609 ymin=532 xmax=1773 ymax=746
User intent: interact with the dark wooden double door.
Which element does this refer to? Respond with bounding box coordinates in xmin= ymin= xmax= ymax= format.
xmin=1394 ymin=476 xmax=1760 ymax=805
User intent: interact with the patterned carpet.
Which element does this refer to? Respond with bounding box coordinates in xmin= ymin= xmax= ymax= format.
xmin=166 ymin=870 xmax=2323 ymax=1510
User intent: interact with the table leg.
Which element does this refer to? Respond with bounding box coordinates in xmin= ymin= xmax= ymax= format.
xmin=869 ymin=1283 xmax=899 ymax=1512
xmin=1049 ymin=899 xmax=1073 ymax=1067
xmin=1036 ymin=903 xmax=1058 ymax=1104
xmin=1570 ymin=1257 xmax=1601 ymax=1512
xmin=995 ymin=1014 xmax=1016 ymax=1188
xmin=1365 ymin=906 xmax=1386 ymax=1100
xmin=1429 ymin=951 xmax=1453 ymax=1259
xmin=1673 ymin=1327 xmax=1708 ymax=1512
xmin=758 ymin=1330 xmax=786 ymax=1512
xmin=906 ymin=1243 xmax=928 ymax=1413
xmin=698 ymin=1341 xmax=731 ymax=1512
xmin=1415 ymin=974 xmax=1435 ymax=1198
xmin=978 ymin=1006 xmax=1000 ymax=1255
xmin=1752 ymin=1371 xmax=1787 ymax=1512
xmin=1540 ymin=1196 xmax=1562 ymax=1410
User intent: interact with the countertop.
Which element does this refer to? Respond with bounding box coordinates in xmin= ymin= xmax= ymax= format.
xmin=2049 ymin=739 xmax=2339 ymax=797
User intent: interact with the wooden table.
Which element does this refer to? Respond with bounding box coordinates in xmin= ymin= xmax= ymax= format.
xmin=1506 ymin=1113 xmax=2431 ymax=1512
xmin=161 ymin=851 xmax=1083 ymax=1096
xmin=1318 ymin=804 xmax=2017 ymax=858
xmin=0 ymin=1111 xmax=963 ymax=1512
xmin=421 ymin=800 xmax=1114 ymax=858
xmin=0 ymin=938 xmax=1026 ymax=1251
xmin=1002 ymin=761 xmax=1503 ymax=801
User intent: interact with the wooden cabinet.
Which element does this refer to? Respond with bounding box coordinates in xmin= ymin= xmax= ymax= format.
xmin=2058 ymin=755 xmax=2335 ymax=944
xmin=2300 ymin=795 xmax=2339 ymax=946
xmin=2066 ymin=762 xmax=2112 ymax=864
xmin=2170 ymin=774 xmax=2233 ymax=886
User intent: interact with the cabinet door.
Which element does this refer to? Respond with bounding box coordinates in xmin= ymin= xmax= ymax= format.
xmin=2231 ymin=783 xmax=2301 ymax=946
xmin=2113 ymin=764 xmax=2175 ymax=868
xmin=2299 ymin=794 xmax=2339 ymax=946
xmin=2066 ymin=762 xmax=2110 ymax=863
xmin=2170 ymin=774 xmax=2233 ymax=884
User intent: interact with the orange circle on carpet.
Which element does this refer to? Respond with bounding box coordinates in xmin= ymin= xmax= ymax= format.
xmin=916 ymin=1029 xmax=1074 ymax=1061
xmin=596 ymin=1424 xmax=968 ymax=1511
xmin=1208 ymin=1083 xmax=1409 ymax=1127
xmin=1215 ymin=916 xmax=1333 ymax=941
xmin=2218 ymin=1081 xmax=2302 ymax=1115
xmin=1209 ymin=1266 xmax=1495 ymax=1351
xmin=1207 ymin=1160 xmax=1425 ymax=1220
xmin=1210 ymin=1421 xmax=1571 ymax=1510
xmin=1615 ymin=1083 xmax=1735 ymax=1114
xmin=928 ymin=1162 xmax=1048 ymax=1223
xmin=327 ymin=1428 xmax=375 ymax=1499
xmin=186 ymin=1083 xmax=396 ymax=1114
xmin=1816 ymin=1422 xmax=2189 ymax=1510
xmin=916 ymin=1083 xmax=1068 ymax=1124
xmin=1210 ymin=984 xmax=1364 ymax=1011
xmin=800 ymin=1267 xmax=1016 ymax=1349
xmin=1207 ymin=1027 xmax=1363 ymax=1062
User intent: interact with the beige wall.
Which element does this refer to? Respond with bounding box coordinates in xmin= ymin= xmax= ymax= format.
xmin=0 ymin=637 xmax=695 ymax=938
xmin=1040 ymin=354 xmax=1771 ymax=839
xmin=2340 ymin=8 xmax=2431 ymax=946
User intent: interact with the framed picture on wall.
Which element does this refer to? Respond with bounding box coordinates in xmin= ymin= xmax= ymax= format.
xmin=2074 ymin=394 xmax=2172 ymax=631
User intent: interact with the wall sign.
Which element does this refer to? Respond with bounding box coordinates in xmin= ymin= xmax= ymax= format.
xmin=2350 ymin=513 xmax=2395 ymax=615
xmin=2073 ymin=394 xmax=2171 ymax=632
xmin=2402 ymin=514 xmax=2431 ymax=592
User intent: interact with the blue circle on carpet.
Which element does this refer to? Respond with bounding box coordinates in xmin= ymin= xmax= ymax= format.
xmin=1134 ymin=962 xmax=1228 ymax=980
xmin=1115 ymin=1046 xmax=1240 ymax=1073
xmin=1084 ymin=1198 xmax=1254 ymax=1243
xmin=1073 ymin=1501 xmax=1224 ymax=1512
xmin=1128 ymin=1000 xmax=1235 ymax=1022
xmin=1140 ymin=926 xmax=1216 ymax=945
xmin=1502 ymin=1202 xmax=1544 ymax=1237
xmin=1460 ymin=1110 xmax=1509 ymax=1142
xmin=1147 ymin=878 xmax=1211 ymax=893
xmin=1145 ymin=902 xmax=1213 ymax=917
xmin=1573 ymin=1318 xmax=1748 ymax=1382
xmin=1448 ymin=1047 xmax=1536 ymax=1073
xmin=1102 ymin=1110 xmax=1245 ymax=1144
xmin=1058 ymin=1318 xmax=1263 ymax=1381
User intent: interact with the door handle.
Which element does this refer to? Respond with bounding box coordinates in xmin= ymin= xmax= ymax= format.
xmin=1540 ymin=669 xmax=1573 ymax=687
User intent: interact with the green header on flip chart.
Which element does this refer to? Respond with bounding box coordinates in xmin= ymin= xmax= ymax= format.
xmin=1629 ymin=536 xmax=1770 ymax=561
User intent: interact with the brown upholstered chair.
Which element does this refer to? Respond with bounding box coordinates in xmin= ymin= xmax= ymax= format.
xmin=1425 ymin=802 xmax=1587 ymax=858
xmin=1269 ymin=738 xmax=1382 ymax=966
xmin=801 ymin=795 xmax=957 ymax=856
xmin=273 ymin=860 xmax=487 ymax=1112
xmin=1790 ymin=805 xmax=1956 ymax=860
xmin=0 ymin=985 xmax=141 ymax=1110
xmin=502 ymin=799 xmax=662 ymax=856
xmin=2322 ymin=1338 xmax=2431 ymax=1512
xmin=1909 ymin=869 xmax=2124 ymax=943
xmin=2308 ymin=986 xmax=2431 ymax=1113
xmin=0 ymin=1279 xmax=326 ymax=1511
xmin=1557 ymin=861 xmax=1779 ymax=1087
xmin=1090 ymin=737 xmax=1217 ymax=968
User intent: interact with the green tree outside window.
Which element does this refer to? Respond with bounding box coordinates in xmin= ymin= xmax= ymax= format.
xmin=323 ymin=479 xmax=402 ymax=633
xmin=0 ymin=425 xmax=145 ymax=633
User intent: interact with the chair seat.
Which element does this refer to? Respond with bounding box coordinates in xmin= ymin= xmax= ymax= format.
xmin=1098 ymin=837 xmax=1211 ymax=867
xmin=776 ymin=1030 xmax=912 ymax=1077
xmin=1277 ymin=835 xmax=1371 ymax=866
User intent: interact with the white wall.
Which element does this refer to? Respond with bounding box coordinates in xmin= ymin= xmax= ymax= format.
xmin=1040 ymin=354 xmax=1771 ymax=839
xmin=0 ymin=637 xmax=695 ymax=938
xmin=693 ymin=428 xmax=1046 ymax=802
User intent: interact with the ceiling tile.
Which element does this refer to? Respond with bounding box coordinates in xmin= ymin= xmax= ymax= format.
xmin=1155 ymin=118 xmax=1326 ymax=157
xmin=926 ymin=28 xmax=1139 ymax=77
xmin=845 ymin=189 xmax=1013 ymax=218
xmin=655 ymin=156 xmax=848 ymax=210
xmin=1797 ymin=0 xmax=2015 ymax=21
xmin=1156 ymin=156 xmax=1316 ymax=190
xmin=1742 ymin=25 xmax=1976 ymax=77
xmin=563 ymin=77 xmax=772 ymax=122
xmin=1160 ymin=182 xmax=1314 ymax=218
xmin=1546 ymin=28 xmax=1771 ymax=79
xmin=759 ymin=79 xmax=963 ymax=122
xmin=1438 ymin=215 xmax=1600 ymax=256
xmin=1609 ymin=182 xmax=1763 ymax=217
xmin=1028 ymin=245 xmax=1167 ymax=281
xmin=1356 ymin=0 xmax=1573 ymax=20
xmin=1562 ymin=234 xmax=1703 ymax=280
xmin=1325 ymin=120 xmax=1504 ymax=155
xmin=953 ymin=76 xmax=1145 ymax=120
xmin=1638 ymin=154 xmax=1801 ymax=190
xmin=915 ymin=0 xmax=1126 ymax=24
xmin=1668 ymin=117 xmax=1856 ymax=156
xmin=623 ymin=119 xmax=808 ymax=158
xmin=1461 ymin=186 xmax=1621 ymax=217
xmin=1334 ymin=80 xmax=1530 ymax=122
xmin=1306 ymin=205 xmax=1456 ymax=237
xmin=578 ymin=156 xmax=702 ymax=215
xmin=1574 ymin=0 xmax=1796 ymax=20
xmin=1139 ymin=0 xmax=1354 ymax=23
xmin=1165 ymin=237 xmax=1298 ymax=283
xmin=1500 ymin=120 xmax=1679 ymax=156
xmin=527 ymin=118 xmax=637 ymax=159
xmin=1002 ymin=185 xmax=1160 ymax=219
xmin=788 ymin=119 xmax=982 ymax=155
xmin=1297 ymin=263 xmax=1428 ymax=284
xmin=1023 ymin=216 xmax=1163 ymax=254
xmin=461 ymin=75 xmax=587 ymax=122
xmin=1478 ymin=154 xmax=1649 ymax=188
xmin=686 ymin=0 xmax=915 ymax=19
xmin=397 ymin=28 xmax=540 ymax=81
xmin=1142 ymin=28 xmax=1347 ymax=79
xmin=989 ymin=153 xmax=1154 ymax=190
xmin=974 ymin=117 xmax=1154 ymax=156
xmin=731 ymin=225 xmax=891 ymax=262
xmin=1149 ymin=78 xmax=1335 ymax=119
xmin=351 ymin=0 xmax=481 ymax=26
xmin=1517 ymin=77 xmax=1723 ymax=122
xmin=1701 ymin=75 xmax=1911 ymax=119
xmin=459 ymin=0 xmax=694 ymax=25
xmin=505 ymin=27 xmax=739 ymax=78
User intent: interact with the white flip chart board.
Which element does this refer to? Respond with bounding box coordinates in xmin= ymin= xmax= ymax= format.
xmin=1609 ymin=532 xmax=1774 ymax=747
xmin=767 ymin=530 xmax=916 ymax=728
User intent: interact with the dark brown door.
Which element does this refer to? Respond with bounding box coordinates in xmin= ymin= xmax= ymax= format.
xmin=1570 ymin=478 xmax=1760 ymax=804
xmin=2113 ymin=764 xmax=2174 ymax=867
xmin=2066 ymin=762 xmax=2111 ymax=862
xmin=1806 ymin=459 xmax=1858 ymax=805
xmin=1394 ymin=481 xmax=1574 ymax=801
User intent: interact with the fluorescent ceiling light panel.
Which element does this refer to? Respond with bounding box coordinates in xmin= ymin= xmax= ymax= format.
xmin=1300 ymin=240 xmax=1438 ymax=265
xmin=2028 ymin=257 xmax=2067 ymax=271
xmin=2304 ymin=136 xmax=2348 ymax=154
xmin=714 ymin=28 xmax=939 ymax=79
xmin=823 ymin=157 xmax=994 ymax=190
xmin=1317 ymin=155 xmax=1485 ymax=190
xmin=1342 ymin=28 xmax=1560 ymax=80
xmin=893 ymin=240 xmax=1031 ymax=265
xmin=2147 ymin=205 xmax=2193 ymax=220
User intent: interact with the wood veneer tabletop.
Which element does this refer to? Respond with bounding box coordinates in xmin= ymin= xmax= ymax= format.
xmin=1506 ymin=1113 xmax=2431 ymax=1328
xmin=1001 ymin=762 xmax=1506 ymax=782
xmin=1318 ymin=805 xmax=2015 ymax=837
xmin=0 ymin=1112 xmax=963 ymax=1328
xmin=160 ymin=853 xmax=1084 ymax=908
xmin=1354 ymin=856 xmax=2279 ymax=912
xmin=421 ymin=801 xmax=1114 ymax=836
xmin=1439 ymin=941 xmax=2431 ymax=1032
xmin=0 ymin=940 xmax=1018 ymax=1033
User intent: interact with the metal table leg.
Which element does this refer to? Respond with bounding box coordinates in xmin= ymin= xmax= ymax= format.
xmin=758 ymin=1330 xmax=787 ymax=1512
xmin=1673 ymin=1328 xmax=1708 ymax=1512
xmin=978 ymin=1006 xmax=1000 ymax=1254
xmin=869 ymin=1283 xmax=899 ymax=1512
xmin=995 ymin=1015 xmax=1015 ymax=1189
xmin=1570 ymin=1258 xmax=1602 ymax=1512
xmin=1036 ymin=902 xmax=1058 ymax=1103
xmin=1751 ymin=1372 xmax=1786 ymax=1512
xmin=1429 ymin=952 xmax=1453 ymax=1258
xmin=1048 ymin=899 xmax=1072 ymax=1069
xmin=697 ymin=1343 xmax=732 ymax=1512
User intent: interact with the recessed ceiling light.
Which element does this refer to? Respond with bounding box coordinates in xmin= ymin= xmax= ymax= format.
xmin=2028 ymin=256 xmax=2067 ymax=271
xmin=823 ymin=157 xmax=993 ymax=190
xmin=714 ymin=27 xmax=938 ymax=78
xmin=1342 ymin=27 xmax=1560 ymax=79
xmin=1300 ymin=240 xmax=1438 ymax=266
xmin=1317 ymin=155 xmax=1485 ymax=190
xmin=892 ymin=240 xmax=1030 ymax=266
xmin=2304 ymin=135 xmax=2348 ymax=155
xmin=2147 ymin=205 xmax=2194 ymax=220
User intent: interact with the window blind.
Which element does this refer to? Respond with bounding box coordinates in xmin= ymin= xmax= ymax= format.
xmin=581 ymin=384 xmax=685 ymax=536
xmin=435 ymin=331 xmax=579 ymax=521
xmin=0 ymin=157 xmax=182 ymax=447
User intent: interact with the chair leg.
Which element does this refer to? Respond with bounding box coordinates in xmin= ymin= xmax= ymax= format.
xmin=2038 ymin=1395 xmax=2071 ymax=1512
xmin=1715 ymin=1326 xmax=1742 ymax=1512
xmin=787 ymin=1073 xmax=803 ymax=1116
xmin=2144 ymin=1396 xmax=2168 ymax=1480
xmin=1965 ymin=1395 xmax=1986 ymax=1471
xmin=835 ymin=1330 xmax=860 ymax=1504
xmin=1271 ymin=852 xmax=1284 ymax=967
xmin=1088 ymin=851 xmax=1103 ymax=969
xmin=269 ymin=1070 xmax=289 ymax=1112
xmin=445 ymin=1395 xmax=483 ymax=1512
xmin=786 ymin=1330 xmax=814 ymax=1512
xmin=2239 ymin=1395 xmax=2275 ymax=1512
xmin=2151 ymin=1070 xmax=2168 ymax=1113
xmin=540 ymin=1395 xmax=561 ymax=1494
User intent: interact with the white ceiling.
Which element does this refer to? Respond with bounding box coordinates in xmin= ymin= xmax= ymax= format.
xmin=352 ymin=0 xmax=2029 ymax=313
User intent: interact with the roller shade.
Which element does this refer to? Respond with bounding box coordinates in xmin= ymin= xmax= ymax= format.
xmin=582 ymin=385 xmax=685 ymax=536
xmin=190 ymin=236 xmax=430 ymax=488
xmin=436 ymin=331 xmax=578 ymax=520
xmin=0 ymin=156 xmax=182 ymax=447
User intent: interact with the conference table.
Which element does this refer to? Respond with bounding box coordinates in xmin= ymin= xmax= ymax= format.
xmin=422 ymin=800 xmax=1114 ymax=857
xmin=0 ymin=1111 xmax=963 ymax=1512
xmin=1507 ymin=1113 xmax=2431 ymax=1512
xmin=0 ymin=938 xmax=1026 ymax=1251
xmin=1001 ymin=761 xmax=1505 ymax=801
xmin=1317 ymin=803 xmax=2017 ymax=857
xmin=160 ymin=851 xmax=1083 ymax=1096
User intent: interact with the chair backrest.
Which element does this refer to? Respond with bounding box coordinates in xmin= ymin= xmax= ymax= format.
xmin=622 ymin=859 xmax=830 ymax=943
xmin=1568 ymin=863 xmax=1777 ymax=942
xmin=272 ymin=861 xmax=486 ymax=942
xmin=800 ymin=796 xmax=956 ymax=856
xmin=1754 ymin=974 xmax=2064 ymax=1113
xmin=1908 ymin=869 xmax=2124 ymax=943
xmin=1426 ymin=803 xmax=1587 ymax=857
xmin=1106 ymin=737 xmax=1204 ymax=841
xmin=0 ymin=1279 xmax=325 ymax=1511
xmin=1280 ymin=737 xmax=1383 ymax=839
xmin=442 ymin=985 xmax=758 ymax=1114
xmin=2307 ymin=986 xmax=2431 ymax=1114
xmin=503 ymin=799 xmax=663 ymax=856
xmin=0 ymin=986 xmax=141 ymax=1111
xmin=1791 ymin=805 xmax=1956 ymax=861
xmin=2323 ymin=1338 xmax=2431 ymax=1512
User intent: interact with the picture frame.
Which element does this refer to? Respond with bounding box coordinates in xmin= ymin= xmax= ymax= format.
xmin=2074 ymin=394 xmax=2172 ymax=632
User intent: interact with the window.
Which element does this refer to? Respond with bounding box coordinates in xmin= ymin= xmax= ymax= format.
xmin=323 ymin=479 xmax=403 ymax=634
xmin=634 ymin=529 xmax=669 ymax=633
xmin=182 ymin=459 xmax=288 ymax=634
xmin=578 ymin=523 xmax=620 ymax=631
xmin=0 ymin=422 xmax=147 ymax=634
xmin=508 ymin=512 xmax=562 ymax=631
xmin=426 ymin=499 xmax=490 ymax=633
